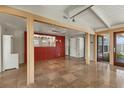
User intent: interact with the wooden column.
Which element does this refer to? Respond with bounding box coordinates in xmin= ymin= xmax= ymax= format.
xmin=0 ymin=26 xmax=1 ymax=72
xmin=94 ymin=34 xmax=97 ymax=63
xmin=85 ymin=33 xmax=90 ymax=64
xmin=109 ymin=31 xmax=114 ymax=65
xmin=27 ymin=16 xmax=34 ymax=85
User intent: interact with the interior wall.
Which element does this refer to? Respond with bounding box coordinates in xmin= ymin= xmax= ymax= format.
xmin=78 ymin=37 xmax=84 ymax=57
xmin=1 ymin=26 xmax=24 ymax=64
xmin=70 ymin=37 xmax=77 ymax=57
xmin=13 ymin=30 xmax=24 ymax=64
xmin=65 ymin=36 xmax=69 ymax=56
xmin=66 ymin=36 xmax=85 ymax=58
xmin=65 ymin=35 xmax=94 ymax=61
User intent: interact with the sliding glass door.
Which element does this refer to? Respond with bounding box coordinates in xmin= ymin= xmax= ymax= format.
xmin=97 ymin=34 xmax=109 ymax=62
xmin=114 ymin=32 xmax=124 ymax=66
xmin=97 ymin=35 xmax=104 ymax=61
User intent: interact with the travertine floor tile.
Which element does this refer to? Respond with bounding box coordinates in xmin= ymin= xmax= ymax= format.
xmin=0 ymin=57 xmax=124 ymax=88
xmin=62 ymin=73 xmax=77 ymax=83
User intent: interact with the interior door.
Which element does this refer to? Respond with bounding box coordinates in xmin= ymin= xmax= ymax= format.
xmin=114 ymin=32 xmax=124 ymax=66
xmin=97 ymin=35 xmax=104 ymax=61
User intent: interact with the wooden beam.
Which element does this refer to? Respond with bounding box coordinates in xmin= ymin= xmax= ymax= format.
xmin=96 ymin=27 xmax=124 ymax=35
xmin=85 ymin=33 xmax=90 ymax=64
xmin=94 ymin=34 xmax=97 ymax=63
xmin=34 ymin=15 xmax=94 ymax=34
xmin=96 ymin=30 xmax=109 ymax=35
xmin=0 ymin=5 xmax=29 ymax=18
xmin=27 ymin=16 xmax=34 ymax=85
xmin=0 ymin=26 xmax=1 ymax=72
xmin=109 ymin=32 xmax=114 ymax=65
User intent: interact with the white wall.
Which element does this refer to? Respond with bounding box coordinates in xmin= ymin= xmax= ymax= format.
xmin=70 ymin=37 xmax=77 ymax=57
xmin=66 ymin=36 xmax=85 ymax=58
xmin=78 ymin=37 xmax=84 ymax=57
xmin=65 ymin=35 xmax=94 ymax=61
xmin=13 ymin=30 xmax=24 ymax=64
xmin=65 ymin=37 xmax=69 ymax=55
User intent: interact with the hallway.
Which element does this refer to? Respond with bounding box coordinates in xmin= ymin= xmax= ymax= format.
xmin=0 ymin=57 xmax=124 ymax=88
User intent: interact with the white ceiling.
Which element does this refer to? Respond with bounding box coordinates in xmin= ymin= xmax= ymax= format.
xmin=1 ymin=5 xmax=124 ymax=34
xmin=34 ymin=22 xmax=85 ymax=36
xmin=96 ymin=6 xmax=124 ymax=26
xmin=0 ymin=13 xmax=26 ymax=30
xmin=0 ymin=13 xmax=84 ymax=36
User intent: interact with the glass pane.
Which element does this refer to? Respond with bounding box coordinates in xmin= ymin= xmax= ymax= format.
xmin=97 ymin=36 xmax=103 ymax=60
xmin=116 ymin=33 xmax=124 ymax=63
xmin=103 ymin=35 xmax=109 ymax=62
xmin=97 ymin=34 xmax=109 ymax=62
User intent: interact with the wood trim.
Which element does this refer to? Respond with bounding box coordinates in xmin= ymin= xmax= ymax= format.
xmin=113 ymin=31 xmax=124 ymax=66
xmin=0 ymin=26 xmax=1 ymax=72
xmin=0 ymin=5 xmax=93 ymax=34
xmin=85 ymin=33 xmax=90 ymax=64
xmin=34 ymin=16 xmax=92 ymax=34
xmin=27 ymin=16 xmax=34 ymax=85
xmin=96 ymin=27 xmax=124 ymax=35
xmin=0 ymin=6 xmax=29 ymax=18
xmin=96 ymin=30 xmax=109 ymax=35
xmin=114 ymin=32 xmax=117 ymax=66
xmin=97 ymin=35 xmax=104 ymax=61
xmin=109 ymin=31 xmax=114 ymax=65
xmin=94 ymin=34 xmax=97 ymax=63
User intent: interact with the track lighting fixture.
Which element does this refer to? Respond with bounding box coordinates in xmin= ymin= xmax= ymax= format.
xmin=72 ymin=18 xmax=75 ymax=22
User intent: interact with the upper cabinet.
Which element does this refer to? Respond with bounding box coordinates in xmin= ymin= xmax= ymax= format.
xmin=34 ymin=34 xmax=56 ymax=47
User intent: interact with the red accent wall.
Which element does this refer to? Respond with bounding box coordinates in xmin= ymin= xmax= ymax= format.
xmin=24 ymin=32 xmax=65 ymax=63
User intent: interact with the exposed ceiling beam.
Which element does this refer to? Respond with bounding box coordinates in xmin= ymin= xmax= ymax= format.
xmin=70 ymin=5 xmax=94 ymax=19
xmin=90 ymin=6 xmax=111 ymax=28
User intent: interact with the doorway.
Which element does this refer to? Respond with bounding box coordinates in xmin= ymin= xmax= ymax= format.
xmin=69 ymin=36 xmax=85 ymax=59
xmin=114 ymin=31 xmax=124 ymax=66
xmin=97 ymin=34 xmax=109 ymax=62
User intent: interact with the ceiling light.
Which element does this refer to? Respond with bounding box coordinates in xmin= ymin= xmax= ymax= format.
xmin=72 ymin=18 xmax=75 ymax=22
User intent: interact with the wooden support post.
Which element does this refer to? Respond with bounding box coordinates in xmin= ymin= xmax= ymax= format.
xmin=0 ymin=26 xmax=1 ymax=72
xmin=27 ymin=16 xmax=34 ymax=85
xmin=85 ymin=33 xmax=90 ymax=64
xmin=109 ymin=32 xmax=114 ymax=65
xmin=94 ymin=34 xmax=97 ymax=63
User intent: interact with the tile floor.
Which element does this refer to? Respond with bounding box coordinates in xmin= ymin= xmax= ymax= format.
xmin=1 ymin=57 xmax=124 ymax=88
